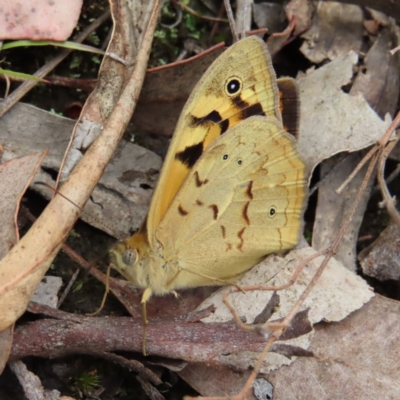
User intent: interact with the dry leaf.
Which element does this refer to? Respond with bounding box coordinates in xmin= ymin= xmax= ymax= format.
xmin=0 ymin=153 xmax=46 ymax=256
xmin=30 ymin=276 xmax=63 ymax=308
xmin=351 ymin=24 xmax=400 ymax=119
xmin=285 ymin=0 xmax=314 ymax=36
xmin=252 ymin=3 xmax=287 ymax=34
xmin=198 ymin=246 xmax=373 ymax=372
xmin=133 ymin=44 xmax=225 ymax=136
xmin=181 ymin=296 xmax=400 ymax=399
xmin=0 ymin=326 xmax=13 ymax=374
xmin=312 ymin=23 xmax=400 ymax=272
xmin=358 ymin=222 xmax=400 ymax=281
xmin=298 ymin=51 xmax=392 ymax=169
xmin=300 ymin=2 xmax=363 ymax=63
xmin=312 ymin=152 xmax=374 ymax=271
xmin=0 ymin=153 xmax=46 ymax=374
xmin=267 ymin=295 xmax=400 ymax=399
xmin=0 ymin=102 xmax=162 ymax=237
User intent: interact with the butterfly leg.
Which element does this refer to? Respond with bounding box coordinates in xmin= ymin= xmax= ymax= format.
xmin=141 ymin=287 xmax=153 ymax=356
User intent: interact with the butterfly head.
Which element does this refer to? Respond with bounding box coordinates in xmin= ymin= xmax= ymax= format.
xmin=109 ymin=232 xmax=149 ymax=284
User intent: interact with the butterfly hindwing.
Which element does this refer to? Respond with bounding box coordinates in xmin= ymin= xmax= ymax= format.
xmin=277 ymin=77 xmax=300 ymax=138
xmin=156 ymin=116 xmax=307 ymax=290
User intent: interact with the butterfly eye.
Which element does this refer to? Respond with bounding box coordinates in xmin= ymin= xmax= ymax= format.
xmin=269 ymin=207 xmax=277 ymax=217
xmin=122 ymin=248 xmax=137 ymax=266
xmin=225 ymin=77 xmax=242 ymax=96
xmin=223 ymin=154 xmax=229 ymax=160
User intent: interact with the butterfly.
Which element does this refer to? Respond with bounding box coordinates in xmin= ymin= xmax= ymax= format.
xmin=109 ymin=35 xmax=308 ymax=321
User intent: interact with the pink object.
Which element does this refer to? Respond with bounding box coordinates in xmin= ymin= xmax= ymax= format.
xmin=0 ymin=0 xmax=83 ymax=41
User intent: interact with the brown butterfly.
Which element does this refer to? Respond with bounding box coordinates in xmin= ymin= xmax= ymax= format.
xmin=110 ymin=36 xmax=307 ymax=322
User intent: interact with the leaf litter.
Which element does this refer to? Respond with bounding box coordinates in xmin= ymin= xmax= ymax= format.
xmin=1 ymin=0 xmax=400 ymax=399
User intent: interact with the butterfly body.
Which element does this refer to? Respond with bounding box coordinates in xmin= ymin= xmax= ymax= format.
xmin=110 ymin=36 xmax=308 ymax=304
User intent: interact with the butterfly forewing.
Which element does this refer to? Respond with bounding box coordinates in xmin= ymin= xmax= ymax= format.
xmin=156 ymin=116 xmax=307 ymax=289
xmin=147 ymin=36 xmax=282 ymax=246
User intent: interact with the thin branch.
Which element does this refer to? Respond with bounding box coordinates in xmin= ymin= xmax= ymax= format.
xmin=179 ymin=2 xmax=228 ymax=23
xmin=236 ymin=0 xmax=252 ymax=40
xmin=336 ymin=146 xmax=378 ymax=194
xmin=224 ymin=0 xmax=238 ymax=42
xmin=57 ymin=267 xmax=80 ymax=308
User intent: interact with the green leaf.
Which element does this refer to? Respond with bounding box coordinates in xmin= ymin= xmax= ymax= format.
xmin=1 ymin=40 xmax=105 ymax=56
xmin=0 ymin=69 xmax=48 ymax=83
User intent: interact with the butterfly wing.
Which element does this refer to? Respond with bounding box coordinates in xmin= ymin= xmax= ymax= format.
xmin=146 ymin=36 xmax=283 ymax=247
xmin=156 ymin=116 xmax=307 ymax=289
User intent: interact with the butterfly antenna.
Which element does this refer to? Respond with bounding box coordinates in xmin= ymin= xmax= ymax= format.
xmin=88 ymin=264 xmax=111 ymax=316
xmin=142 ymin=302 xmax=148 ymax=356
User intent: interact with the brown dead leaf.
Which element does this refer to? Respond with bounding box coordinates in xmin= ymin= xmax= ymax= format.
xmin=0 ymin=102 xmax=162 ymax=237
xmin=312 ymin=152 xmax=374 ymax=271
xmin=197 ymin=246 xmax=373 ymax=373
xmin=366 ymin=7 xmax=391 ymax=27
xmin=0 ymin=152 xmax=46 ymax=373
xmin=352 ymin=24 xmax=400 ymax=119
xmin=339 ymin=0 xmax=400 ymax=22
xmin=285 ymin=0 xmax=314 ymax=36
xmin=310 ymin=23 xmax=400 ymax=272
xmin=179 ymin=364 xmax=257 ymax=399
xmin=0 ymin=326 xmax=13 ymax=374
xmin=359 ymin=222 xmax=400 ymax=281
xmin=267 ymin=295 xmax=400 ymax=399
xmin=252 ymin=3 xmax=287 ymax=35
xmin=298 ymin=51 xmax=392 ymax=170
xmin=300 ymin=2 xmax=363 ymax=64
xmin=132 ymin=43 xmax=225 ymax=136
xmin=265 ymin=17 xmax=296 ymax=57
xmin=0 ymin=152 xmax=47 ymax=257
xmin=179 ymin=296 xmax=400 ymax=399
